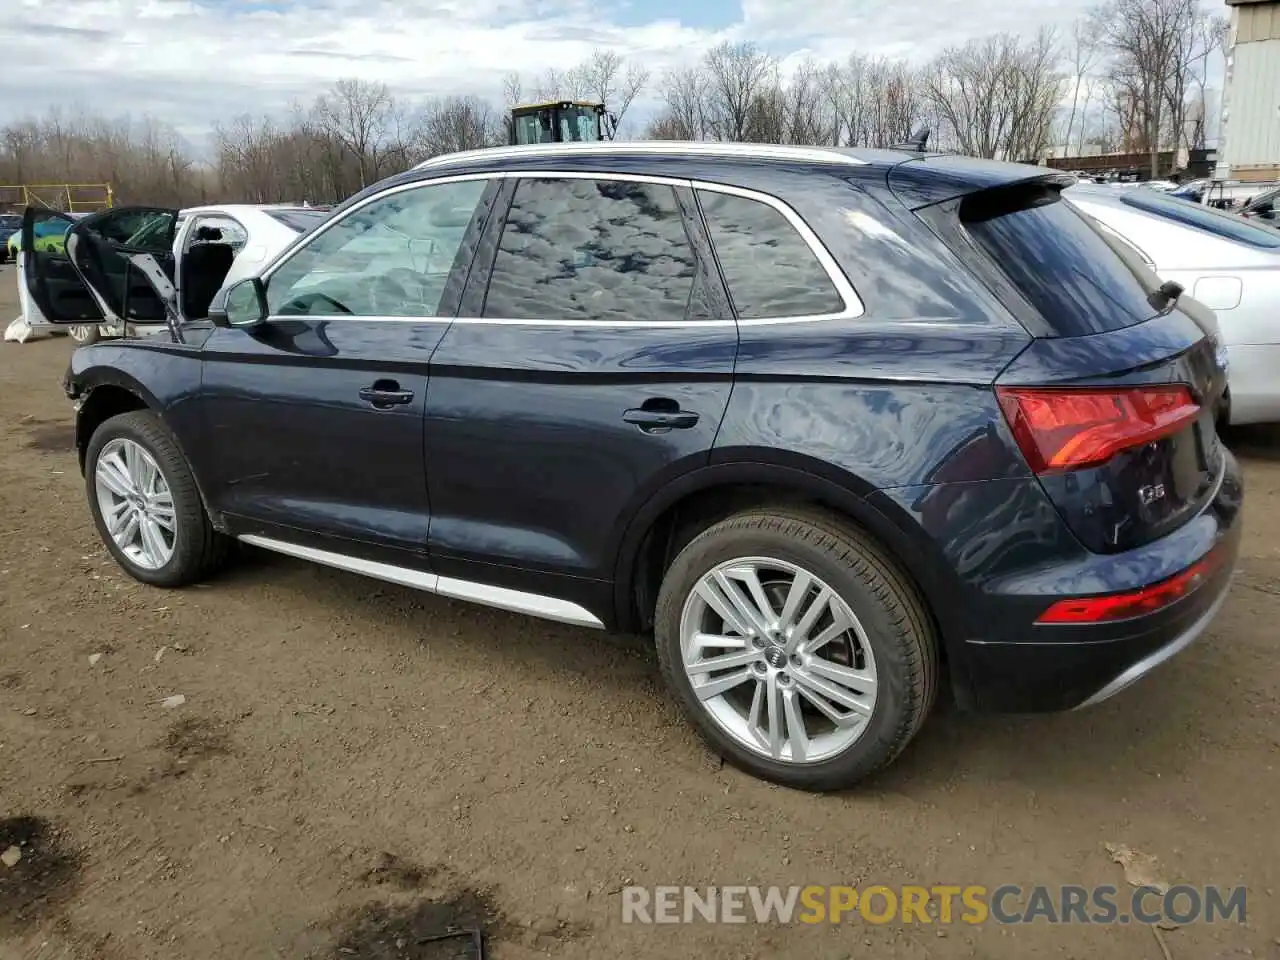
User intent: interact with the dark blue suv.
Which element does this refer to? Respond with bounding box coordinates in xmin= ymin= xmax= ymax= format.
xmin=34 ymin=142 xmax=1241 ymax=790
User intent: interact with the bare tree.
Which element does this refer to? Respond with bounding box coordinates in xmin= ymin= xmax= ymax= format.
xmin=571 ymin=50 xmax=650 ymax=134
xmin=1091 ymin=0 xmax=1204 ymax=177
xmin=703 ymin=41 xmax=776 ymax=142
xmin=313 ymin=78 xmax=397 ymax=189
xmin=501 ymin=71 xmax=523 ymax=109
xmin=1063 ymin=19 xmax=1102 ymax=153
xmin=649 ymin=65 xmax=711 ymax=140
xmin=924 ymin=30 xmax=1064 ymax=160
xmin=419 ymin=95 xmax=502 ymax=155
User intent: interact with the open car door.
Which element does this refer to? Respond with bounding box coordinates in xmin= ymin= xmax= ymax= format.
xmin=19 ymin=208 xmax=103 ymax=327
xmin=23 ymin=205 xmax=181 ymax=333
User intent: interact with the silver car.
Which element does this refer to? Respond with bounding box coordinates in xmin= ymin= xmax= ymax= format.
xmin=1067 ymin=183 xmax=1280 ymax=426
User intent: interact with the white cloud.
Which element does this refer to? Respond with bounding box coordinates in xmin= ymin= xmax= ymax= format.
xmin=0 ymin=0 xmax=1228 ymax=147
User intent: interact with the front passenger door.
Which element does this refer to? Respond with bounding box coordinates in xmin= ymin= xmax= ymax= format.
xmin=197 ymin=176 xmax=499 ymax=570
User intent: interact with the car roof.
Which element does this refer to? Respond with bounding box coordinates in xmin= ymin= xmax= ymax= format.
xmin=179 ymin=203 xmax=321 ymax=217
xmin=409 ymin=139 xmax=976 ymax=173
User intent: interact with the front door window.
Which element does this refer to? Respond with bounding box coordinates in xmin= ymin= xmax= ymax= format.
xmin=264 ymin=179 xmax=489 ymax=318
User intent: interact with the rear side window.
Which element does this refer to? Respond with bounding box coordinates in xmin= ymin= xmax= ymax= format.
xmin=483 ymin=177 xmax=704 ymax=324
xmin=961 ymin=184 xmax=1160 ymax=336
xmin=1120 ymin=190 xmax=1280 ymax=248
xmin=697 ymin=190 xmax=845 ymax=319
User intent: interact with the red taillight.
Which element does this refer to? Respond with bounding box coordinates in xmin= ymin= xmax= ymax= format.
xmin=1036 ymin=549 xmax=1222 ymax=624
xmin=997 ymin=385 xmax=1200 ymax=475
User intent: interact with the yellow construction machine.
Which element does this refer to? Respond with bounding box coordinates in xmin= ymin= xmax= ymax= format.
xmin=508 ymin=100 xmax=618 ymax=145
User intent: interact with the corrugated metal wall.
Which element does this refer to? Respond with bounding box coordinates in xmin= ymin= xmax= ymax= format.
xmin=1237 ymin=1 xmax=1280 ymax=43
xmin=1222 ymin=34 xmax=1280 ymax=170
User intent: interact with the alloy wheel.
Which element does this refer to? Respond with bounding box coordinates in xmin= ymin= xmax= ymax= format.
xmin=678 ymin=556 xmax=878 ymax=765
xmin=94 ymin=438 xmax=177 ymax=570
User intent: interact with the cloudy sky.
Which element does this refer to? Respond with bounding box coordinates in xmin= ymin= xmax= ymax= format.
xmin=0 ymin=0 xmax=1212 ymax=143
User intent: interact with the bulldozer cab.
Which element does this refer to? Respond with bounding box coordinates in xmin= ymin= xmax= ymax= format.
xmin=509 ymin=101 xmax=609 ymax=145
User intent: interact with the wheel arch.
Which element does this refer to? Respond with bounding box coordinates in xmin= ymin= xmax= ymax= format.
xmin=74 ymin=372 xmax=162 ymax=472
xmin=610 ymin=455 xmax=949 ymax=644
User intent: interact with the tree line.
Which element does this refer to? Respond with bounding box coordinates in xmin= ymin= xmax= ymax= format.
xmin=0 ymin=0 xmax=1228 ymax=209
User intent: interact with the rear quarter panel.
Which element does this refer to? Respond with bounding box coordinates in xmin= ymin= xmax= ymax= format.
xmin=710 ymin=171 xmax=1043 ymax=655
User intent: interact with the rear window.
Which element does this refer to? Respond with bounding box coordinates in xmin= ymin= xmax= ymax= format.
xmin=961 ymin=183 xmax=1161 ymax=337
xmin=1120 ymin=189 xmax=1280 ymax=248
xmin=266 ymin=209 xmax=329 ymax=233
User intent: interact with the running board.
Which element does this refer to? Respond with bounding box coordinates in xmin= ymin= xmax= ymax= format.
xmin=237 ymin=534 xmax=605 ymax=629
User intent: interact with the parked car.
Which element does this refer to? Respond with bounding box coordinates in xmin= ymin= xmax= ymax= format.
xmin=5 ymin=210 xmax=86 ymax=261
xmin=1066 ymin=182 xmax=1280 ymax=426
xmin=0 ymin=212 xmax=22 ymax=262
xmin=1239 ymin=185 xmax=1279 ymax=223
xmin=31 ymin=142 xmax=1240 ymax=790
xmin=17 ymin=203 xmax=328 ymax=344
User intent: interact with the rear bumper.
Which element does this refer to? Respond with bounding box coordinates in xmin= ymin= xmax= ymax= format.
xmin=957 ymin=450 xmax=1242 ymax=713
xmin=1071 ymin=584 xmax=1230 ymax=709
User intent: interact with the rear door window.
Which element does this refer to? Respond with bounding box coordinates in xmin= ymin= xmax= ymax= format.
xmin=482 ymin=177 xmax=705 ymax=323
xmin=961 ymin=183 xmax=1161 ymax=337
xmin=696 ymin=190 xmax=845 ymax=319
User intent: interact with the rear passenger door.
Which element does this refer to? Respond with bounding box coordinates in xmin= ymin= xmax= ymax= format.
xmin=424 ymin=173 xmax=738 ymax=611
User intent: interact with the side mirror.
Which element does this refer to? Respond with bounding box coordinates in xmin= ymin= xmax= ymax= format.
xmin=210 ymin=277 xmax=267 ymax=329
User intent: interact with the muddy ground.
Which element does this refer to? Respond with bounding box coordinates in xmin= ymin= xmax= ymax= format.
xmin=0 ymin=264 xmax=1277 ymax=960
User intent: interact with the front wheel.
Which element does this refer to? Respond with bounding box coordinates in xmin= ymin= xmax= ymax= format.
xmin=68 ymin=324 xmax=101 ymax=345
xmin=85 ymin=410 xmax=230 ymax=587
xmin=654 ymin=507 xmax=939 ymax=791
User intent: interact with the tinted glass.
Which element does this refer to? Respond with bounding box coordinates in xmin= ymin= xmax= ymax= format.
xmin=483 ymin=178 xmax=699 ymax=323
xmin=697 ymin=190 xmax=844 ymax=319
xmin=963 ymin=186 xmax=1160 ymax=336
xmin=265 ymin=179 xmax=487 ymax=318
xmin=266 ymin=209 xmax=329 ymax=233
xmin=1120 ymin=189 xmax=1280 ymax=249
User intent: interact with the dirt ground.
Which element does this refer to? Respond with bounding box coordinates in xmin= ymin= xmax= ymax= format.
xmin=0 ymin=263 xmax=1277 ymax=960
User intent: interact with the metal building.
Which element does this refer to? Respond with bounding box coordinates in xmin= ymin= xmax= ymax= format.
xmin=1216 ymin=0 xmax=1280 ymax=182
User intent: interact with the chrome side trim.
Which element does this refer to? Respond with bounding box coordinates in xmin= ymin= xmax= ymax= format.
xmin=413 ymin=140 xmax=871 ymax=171
xmin=435 ymin=575 xmax=602 ymax=628
xmin=237 ymin=534 xmax=605 ymax=629
xmin=1072 ymin=585 xmax=1231 ymax=710
xmin=256 ymin=169 xmax=864 ymax=326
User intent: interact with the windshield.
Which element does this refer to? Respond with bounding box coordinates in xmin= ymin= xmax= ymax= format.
xmin=558 ymin=106 xmax=600 ymax=142
xmin=1120 ymin=190 xmax=1280 ymax=248
xmin=266 ymin=208 xmax=329 ymax=233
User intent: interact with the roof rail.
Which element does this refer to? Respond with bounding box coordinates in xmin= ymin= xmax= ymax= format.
xmin=413 ymin=140 xmax=870 ymax=171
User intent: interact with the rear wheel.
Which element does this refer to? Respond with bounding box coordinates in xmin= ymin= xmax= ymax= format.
xmin=654 ymin=507 xmax=939 ymax=791
xmin=85 ymin=410 xmax=230 ymax=587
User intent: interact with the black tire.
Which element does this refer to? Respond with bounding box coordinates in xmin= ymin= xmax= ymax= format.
xmin=654 ymin=506 xmax=939 ymax=791
xmin=84 ymin=410 xmax=231 ymax=587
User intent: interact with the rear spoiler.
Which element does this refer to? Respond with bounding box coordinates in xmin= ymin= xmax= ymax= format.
xmin=887 ymin=157 xmax=1076 ymax=211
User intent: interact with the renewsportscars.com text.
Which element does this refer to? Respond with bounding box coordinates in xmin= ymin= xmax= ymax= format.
xmin=621 ymin=884 xmax=1247 ymax=926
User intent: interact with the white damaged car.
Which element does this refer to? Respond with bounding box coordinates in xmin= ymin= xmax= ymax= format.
xmin=10 ymin=204 xmax=328 ymax=344
xmin=1067 ymin=183 xmax=1280 ymax=426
